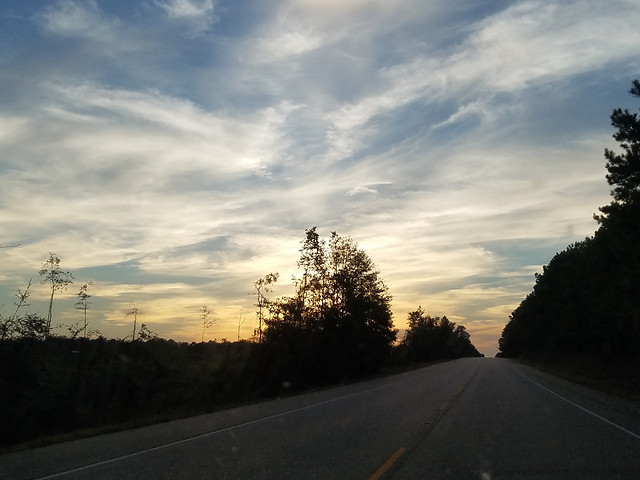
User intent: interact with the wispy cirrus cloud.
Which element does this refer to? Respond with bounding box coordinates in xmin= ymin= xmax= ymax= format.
xmin=38 ymin=0 xmax=120 ymax=43
xmin=157 ymin=0 xmax=217 ymax=34
xmin=319 ymin=0 xmax=640 ymax=163
xmin=0 ymin=82 xmax=301 ymax=271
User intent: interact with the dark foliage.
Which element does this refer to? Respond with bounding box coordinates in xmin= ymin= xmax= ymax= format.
xmin=0 ymin=337 xmax=265 ymax=446
xmin=1 ymin=229 xmax=483 ymax=447
xmin=399 ymin=306 xmax=483 ymax=363
xmin=602 ymin=80 xmax=640 ymax=206
xmin=261 ymin=228 xmax=397 ymax=385
xmin=0 ymin=328 xmax=483 ymax=447
xmin=498 ymin=81 xmax=640 ymax=390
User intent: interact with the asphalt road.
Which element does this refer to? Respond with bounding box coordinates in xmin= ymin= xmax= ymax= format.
xmin=2 ymin=358 xmax=639 ymax=479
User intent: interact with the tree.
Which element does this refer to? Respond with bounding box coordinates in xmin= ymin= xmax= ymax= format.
xmin=499 ymin=81 xmax=640 ymax=362
xmin=599 ymin=80 xmax=640 ymax=215
xmin=0 ymin=279 xmax=32 ymax=340
xmin=297 ymin=227 xmax=327 ymax=320
xmin=39 ymin=253 xmax=73 ymax=337
xmin=264 ymin=228 xmax=397 ymax=380
xmin=75 ymin=282 xmax=93 ymax=339
xmin=237 ymin=307 xmax=246 ymax=341
xmin=127 ymin=304 xmax=140 ymax=341
xmin=10 ymin=280 xmax=31 ymax=327
xmin=200 ymin=305 xmax=216 ymax=342
xmin=253 ymin=273 xmax=279 ymax=341
xmin=14 ymin=313 xmax=48 ymax=339
xmin=137 ymin=323 xmax=158 ymax=341
xmin=403 ymin=306 xmax=481 ymax=362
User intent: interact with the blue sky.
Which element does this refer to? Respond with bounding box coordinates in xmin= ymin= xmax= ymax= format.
xmin=1 ymin=0 xmax=638 ymax=355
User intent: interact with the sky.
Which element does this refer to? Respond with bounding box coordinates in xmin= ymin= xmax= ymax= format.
xmin=1 ymin=0 xmax=639 ymax=356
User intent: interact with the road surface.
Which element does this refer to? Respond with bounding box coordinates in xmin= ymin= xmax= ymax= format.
xmin=1 ymin=358 xmax=639 ymax=479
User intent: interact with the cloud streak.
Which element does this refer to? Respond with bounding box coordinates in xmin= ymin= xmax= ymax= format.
xmin=39 ymin=0 xmax=119 ymax=41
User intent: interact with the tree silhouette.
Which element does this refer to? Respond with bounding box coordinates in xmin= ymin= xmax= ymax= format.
xmin=127 ymin=304 xmax=140 ymax=341
xmin=14 ymin=313 xmax=48 ymax=339
xmin=0 ymin=279 xmax=32 ymax=340
xmin=75 ymin=282 xmax=93 ymax=339
xmin=237 ymin=308 xmax=246 ymax=341
xmin=253 ymin=273 xmax=278 ymax=341
xmin=499 ymin=81 xmax=640 ymax=369
xmin=263 ymin=228 xmax=396 ymax=381
xmin=137 ymin=323 xmax=158 ymax=341
xmin=200 ymin=305 xmax=216 ymax=342
xmin=39 ymin=253 xmax=73 ymax=337
xmin=403 ymin=306 xmax=481 ymax=362
xmin=296 ymin=228 xmax=326 ymax=321
xmin=603 ymin=80 xmax=640 ymax=205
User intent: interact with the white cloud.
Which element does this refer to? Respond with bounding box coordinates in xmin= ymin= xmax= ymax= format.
xmin=432 ymin=99 xmax=491 ymax=129
xmin=42 ymin=82 xmax=296 ymax=178
xmin=347 ymin=186 xmax=378 ymax=196
xmin=320 ymin=0 xmax=640 ymax=162
xmin=452 ymin=0 xmax=640 ymax=91
xmin=39 ymin=0 xmax=119 ymax=43
xmin=257 ymin=28 xmax=324 ymax=63
xmin=157 ymin=0 xmax=217 ymax=34
xmin=158 ymin=0 xmax=214 ymax=19
xmin=0 ymin=82 xmax=305 ymax=277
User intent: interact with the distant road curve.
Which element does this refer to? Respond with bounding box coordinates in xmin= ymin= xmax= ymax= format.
xmin=2 ymin=358 xmax=639 ymax=479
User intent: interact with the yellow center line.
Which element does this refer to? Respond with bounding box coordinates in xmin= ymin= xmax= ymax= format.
xmin=368 ymin=447 xmax=407 ymax=480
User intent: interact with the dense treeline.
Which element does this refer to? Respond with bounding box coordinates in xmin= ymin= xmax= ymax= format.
xmin=0 ymin=337 xmax=264 ymax=446
xmin=398 ymin=306 xmax=482 ymax=362
xmin=1 ymin=319 xmax=481 ymax=447
xmin=1 ymin=228 xmax=482 ymax=447
xmin=498 ymin=81 xmax=640 ymax=388
xmin=498 ymin=207 xmax=640 ymax=359
xmin=258 ymin=229 xmax=482 ymax=386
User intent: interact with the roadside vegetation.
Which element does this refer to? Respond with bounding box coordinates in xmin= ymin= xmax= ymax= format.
xmin=1 ymin=230 xmax=481 ymax=448
xmin=498 ymin=81 xmax=640 ymax=394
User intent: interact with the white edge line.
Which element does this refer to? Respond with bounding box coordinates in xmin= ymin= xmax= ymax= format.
xmin=34 ymin=382 xmax=393 ymax=479
xmin=513 ymin=365 xmax=640 ymax=441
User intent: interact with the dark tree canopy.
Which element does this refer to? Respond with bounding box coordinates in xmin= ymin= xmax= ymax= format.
xmin=499 ymin=82 xmax=640 ymax=379
xmin=402 ymin=306 xmax=482 ymax=362
xmin=262 ymin=227 xmax=396 ymax=383
xmin=603 ymin=80 xmax=640 ymax=206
